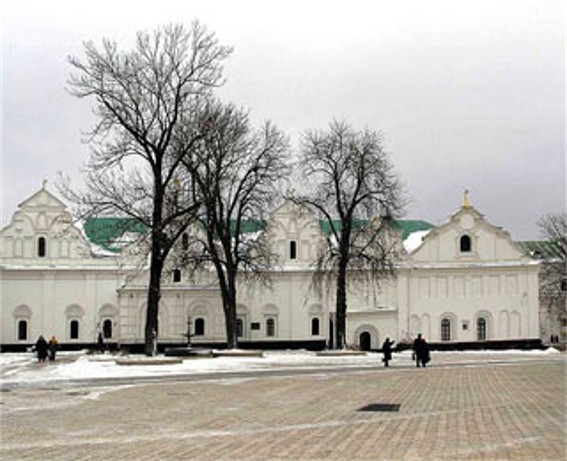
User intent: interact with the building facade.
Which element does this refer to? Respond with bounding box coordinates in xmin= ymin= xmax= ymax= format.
xmin=1 ymin=186 xmax=542 ymax=351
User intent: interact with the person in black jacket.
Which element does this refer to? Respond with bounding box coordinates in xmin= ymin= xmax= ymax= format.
xmin=412 ymin=334 xmax=430 ymax=367
xmin=35 ymin=335 xmax=48 ymax=362
xmin=381 ymin=338 xmax=395 ymax=367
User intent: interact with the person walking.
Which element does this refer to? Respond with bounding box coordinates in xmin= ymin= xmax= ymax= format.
xmin=413 ymin=334 xmax=430 ymax=367
xmin=381 ymin=337 xmax=395 ymax=367
xmin=48 ymin=336 xmax=58 ymax=361
xmin=97 ymin=332 xmax=105 ymax=353
xmin=35 ymin=335 xmax=48 ymax=362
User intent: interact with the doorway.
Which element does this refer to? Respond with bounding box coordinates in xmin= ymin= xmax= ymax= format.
xmin=359 ymin=331 xmax=372 ymax=351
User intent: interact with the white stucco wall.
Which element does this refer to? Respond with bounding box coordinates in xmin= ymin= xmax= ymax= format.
xmin=1 ymin=189 xmax=541 ymax=349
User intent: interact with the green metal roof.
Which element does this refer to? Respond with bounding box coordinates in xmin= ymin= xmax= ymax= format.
xmin=318 ymin=219 xmax=435 ymax=240
xmin=83 ymin=216 xmax=435 ymax=252
xmin=230 ymin=219 xmax=266 ymax=237
xmin=83 ymin=218 xmax=147 ymax=253
xmin=516 ymin=240 xmax=564 ymax=260
xmin=391 ymin=220 xmax=436 ymax=239
xmin=318 ymin=219 xmax=369 ymax=236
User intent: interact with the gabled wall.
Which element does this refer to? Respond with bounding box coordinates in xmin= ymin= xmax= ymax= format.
xmin=404 ymin=206 xmax=540 ymax=343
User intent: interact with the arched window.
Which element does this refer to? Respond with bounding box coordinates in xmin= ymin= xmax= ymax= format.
xmin=18 ymin=320 xmax=28 ymax=341
xmin=441 ymin=318 xmax=452 ymax=341
xmin=182 ymin=233 xmax=189 ymax=251
xmin=70 ymin=320 xmax=80 ymax=339
xmin=290 ymin=240 xmax=297 ymax=260
xmin=460 ymin=235 xmax=471 ymax=253
xmin=477 ymin=317 xmax=487 ymax=341
xmin=103 ymin=319 xmax=113 ymax=339
xmin=38 ymin=237 xmax=47 ymax=257
xmin=236 ymin=318 xmax=244 ymax=337
xmin=173 ymin=269 xmax=182 ymax=283
xmin=311 ymin=318 xmax=320 ymax=336
xmin=266 ymin=318 xmax=276 ymax=337
xmin=194 ymin=318 xmax=205 ymax=336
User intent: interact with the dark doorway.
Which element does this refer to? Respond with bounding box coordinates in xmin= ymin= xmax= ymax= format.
xmin=359 ymin=331 xmax=372 ymax=351
xmin=328 ymin=319 xmax=334 ymax=349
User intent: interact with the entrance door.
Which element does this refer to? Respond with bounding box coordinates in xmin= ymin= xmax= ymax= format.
xmin=359 ymin=332 xmax=371 ymax=351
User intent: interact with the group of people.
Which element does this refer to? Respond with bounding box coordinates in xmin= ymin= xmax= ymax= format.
xmin=381 ymin=333 xmax=430 ymax=368
xmin=35 ymin=335 xmax=58 ymax=362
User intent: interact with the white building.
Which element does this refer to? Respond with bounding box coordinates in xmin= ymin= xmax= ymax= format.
xmin=0 ymin=186 xmax=542 ymax=351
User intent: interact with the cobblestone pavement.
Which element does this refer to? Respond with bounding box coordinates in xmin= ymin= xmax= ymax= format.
xmin=1 ymin=354 xmax=565 ymax=460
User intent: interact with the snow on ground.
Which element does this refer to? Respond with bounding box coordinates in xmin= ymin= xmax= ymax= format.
xmin=1 ymin=348 xmax=562 ymax=386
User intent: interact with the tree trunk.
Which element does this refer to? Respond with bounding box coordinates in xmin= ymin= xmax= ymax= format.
xmin=215 ymin=262 xmax=239 ymax=350
xmin=335 ymin=260 xmax=348 ymax=350
xmin=145 ymin=245 xmax=164 ymax=355
xmin=145 ymin=184 xmax=165 ymax=356
xmin=224 ymin=272 xmax=239 ymax=349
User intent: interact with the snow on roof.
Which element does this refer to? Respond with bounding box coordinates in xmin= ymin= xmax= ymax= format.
xmin=403 ymin=230 xmax=432 ymax=253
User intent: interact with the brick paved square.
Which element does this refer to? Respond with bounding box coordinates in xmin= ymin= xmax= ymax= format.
xmin=1 ymin=355 xmax=565 ymax=460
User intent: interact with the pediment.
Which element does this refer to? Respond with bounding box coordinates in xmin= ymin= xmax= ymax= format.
xmin=411 ymin=205 xmax=527 ymax=263
xmin=18 ymin=187 xmax=67 ymax=212
xmin=266 ymin=200 xmax=321 ymax=235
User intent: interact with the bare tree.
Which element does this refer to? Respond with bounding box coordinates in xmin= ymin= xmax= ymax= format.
xmin=179 ymin=100 xmax=289 ymax=349
xmin=295 ymin=121 xmax=405 ymax=349
xmin=64 ymin=23 xmax=232 ymax=355
xmin=537 ymin=212 xmax=566 ymax=341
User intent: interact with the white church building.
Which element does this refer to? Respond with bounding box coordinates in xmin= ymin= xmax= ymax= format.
xmin=1 ymin=186 xmax=542 ymax=352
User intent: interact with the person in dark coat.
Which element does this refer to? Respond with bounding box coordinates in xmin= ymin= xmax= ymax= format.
xmin=48 ymin=336 xmax=58 ymax=361
xmin=35 ymin=335 xmax=48 ymax=362
xmin=412 ymin=334 xmax=430 ymax=367
xmin=381 ymin=338 xmax=395 ymax=367
xmin=97 ymin=332 xmax=105 ymax=353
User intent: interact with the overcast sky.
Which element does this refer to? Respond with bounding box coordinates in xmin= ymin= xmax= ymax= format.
xmin=1 ymin=0 xmax=564 ymax=240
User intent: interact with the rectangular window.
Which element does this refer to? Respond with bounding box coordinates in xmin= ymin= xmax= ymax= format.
xmin=38 ymin=237 xmax=47 ymax=257
xmin=290 ymin=241 xmax=297 ymax=260
xmin=18 ymin=320 xmax=28 ymax=341
xmin=70 ymin=320 xmax=80 ymax=339
xmin=311 ymin=318 xmax=320 ymax=336
xmin=266 ymin=318 xmax=276 ymax=337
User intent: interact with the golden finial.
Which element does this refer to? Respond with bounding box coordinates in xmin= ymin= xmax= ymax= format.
xmin=463 ymin=189 xmax=471 ymax=208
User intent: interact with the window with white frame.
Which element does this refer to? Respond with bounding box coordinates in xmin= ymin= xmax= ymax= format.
xmin=38 ymin=236 xmax=47 ymax=257
xmin=290 ymin=240 xmax=297 ymax=260
xmin=441 ymin=318 xmax=452 ymax=341
xmin=311 ymin=317 xmax=320 ymax=336
xmin=266 ymin=317 xmax=276 ymax=337
xmin=18 ymin=319 xmax=28 ymax=341
xmin=460 ymin=235 xmax=472 ymax=253
xmin=102 ymin=319 xmax=113 ymax=339
xmin=194 ymin=318 xmax=205 ymax=336
xmin=70 ymin=320 xmax=80 ymax=340
xmin=477 ymin=317 xmax=487 ymax=341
